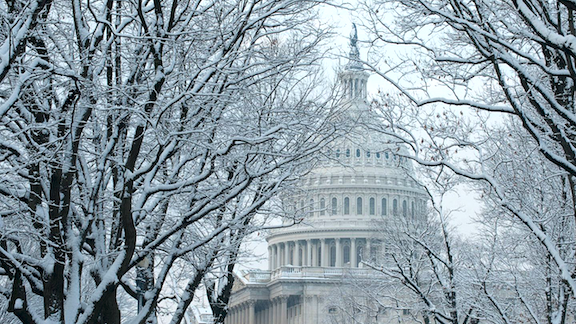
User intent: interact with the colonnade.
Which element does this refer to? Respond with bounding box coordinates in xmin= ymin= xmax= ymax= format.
xmin=268 ymin=238 xmax=374 ymax=270
xmin=225 ymin=296 xmax=303 ymax=324
xmin=343 ymin=76 xmax=367 ymax=99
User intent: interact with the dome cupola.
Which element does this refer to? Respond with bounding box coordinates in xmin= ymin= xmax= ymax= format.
xmin=340 ymin=23 xmax=369 ymax=101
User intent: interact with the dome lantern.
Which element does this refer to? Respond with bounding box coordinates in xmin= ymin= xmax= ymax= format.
xmin=341 ymin=23 xmax=369 ymax=101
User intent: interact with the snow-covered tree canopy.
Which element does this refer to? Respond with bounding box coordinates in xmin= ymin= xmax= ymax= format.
xmin=359 ymin=0 xmax=576 ymax=294
xmin=345 ymin=0 xmax=576 ymax=323
xmin=0 ymin=0 xmax=339 ymax=323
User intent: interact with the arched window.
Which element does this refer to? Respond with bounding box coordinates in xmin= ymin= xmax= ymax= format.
xmin=356 ymin=149 xmax=361 ymax=158
xmin=357 ymin=197 xmax=363 ymax=215
xmin=402 ymin=200 xmax=407 ymax=216
xmin=393 ymin=199 xmax=398 ymax=215
xmin=376 ymin=152 xmax=381 ymax=159
xmin=385 ymin=152 xmax=389 ymax=159
xmin=317 ymin=247 xmax=322 ymax=266
xmin=369 ymin=198 xmax=375 ymax=215
xmin=381 ymin=198 xmax=387 ymax=216
xmin=310 ymin=199 xmax=314 ymax=216
xmin=344 ymin=197 xmax=350 ymax=215
xmin=320 ymin=198 xmax=326 ymax=216
xmin=331 ymin=198 xmax=337 ymax=215
xmin=366 ymin=150 xmax=371 ymax=158
xmin=346 ymin=149 xmax=350 ymax=158
xmin=336 ymin=149 xmax=340 ymax=158
xmin=344 ymin=245 xmax=350 ymax=264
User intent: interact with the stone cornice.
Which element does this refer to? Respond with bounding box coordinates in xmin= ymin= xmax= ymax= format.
xmin=297 ymin=186 xmax=427 ymax=195
xmin=267 ymin=227 xmax=380 ymax=244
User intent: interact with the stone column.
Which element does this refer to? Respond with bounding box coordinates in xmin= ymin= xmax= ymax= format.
xmin=268 ymin=307 xmax=271 ymax=324
xmin=276 ymin=244 xmax=281 ymax=269
xmin=284 ymin=242 xmax=291 ymax=265
xmin=295 ymin=303 xmax=300 ymax=324
xmin=269 ymin=300 xmax=274 ymax=324
xmin=280 ymin=296 xmax=289 ymax=324
xmin=306 ymin=239 xmax=312 ymax=266
xmin=311 ymin=295 xmax=319 ymax=324
xmin=311 ymin=241 xmax=317 ymax=266
xmin=259 ymin=307 xmax=263 ymax=324
xmin=351 ymin=238 xmax=357 ymax=267
xmin=335 ymin=238 xmax=342 ymax=267
xmin=303 ymin=296 xmax=311 ymax=324
xmin=245 ymin=304 xmax=249 ymax=324
xmin=248 ymin=300 xmax=255 ymax=324
xmin=320 ymin=239 xmax=327 ymax=267
xmin=294 ymin=240 xmax=300 ymax=266
xmin=274 ymin=298 xmax=279 ymax=324
xmin=268 ymin=247 xmax=272 ymax=270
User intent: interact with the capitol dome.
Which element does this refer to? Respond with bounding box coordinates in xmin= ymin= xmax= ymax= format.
xmin=267 ymin=83 xmax=426 ymax=273
xmin=266 ymin=25 xmax=426 ymax=273
xmin=226 ymin=25 xmax=428 ymax=324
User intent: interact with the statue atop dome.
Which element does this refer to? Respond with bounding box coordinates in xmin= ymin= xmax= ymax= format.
xmin=350 ymin=23 xmax=358 ymax=49
xmin=346 ymin=23 xmax=363 ymax=70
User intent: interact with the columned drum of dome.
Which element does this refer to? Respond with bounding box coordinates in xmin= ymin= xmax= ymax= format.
xmin=226 ymin=26 xmax=428 ymax=324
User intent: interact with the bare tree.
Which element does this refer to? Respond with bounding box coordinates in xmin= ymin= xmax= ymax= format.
xmin=467 ymin=119 xmax=576 ymax=324
xmin=330 ymin=88 xmax=575 ymax=322
xmin=356 ymin=0 xmax=576 ymax=305
xmin=336 ymin=145 xmax=574 ymax=324
xmin=353 ymin=170 xmax=480 ymax=324
xmin=0 ymin=0 xmax=340 ymax=323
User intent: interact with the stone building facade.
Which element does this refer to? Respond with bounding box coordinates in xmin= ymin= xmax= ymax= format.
xmin=225 ymin=26 xmax=428 ymax=324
